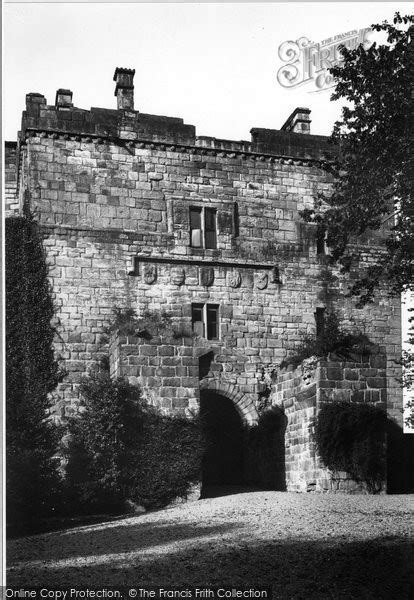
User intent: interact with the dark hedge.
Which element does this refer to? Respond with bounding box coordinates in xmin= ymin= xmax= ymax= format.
xmin=129 ymin=409 xmax=204 ymax=508
xmin=65 ymin=373 xmax=145 ymax=513
xmin=314 ymin=402 xmax=387 ymax=493
xmin=65 ymin=373 xmax=204 ymax=513
xmin=6 ymin=213 xmax=64 ymax=529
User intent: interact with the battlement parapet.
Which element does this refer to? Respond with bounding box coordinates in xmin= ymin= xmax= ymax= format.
xmin=18 ymin=68 xmax=337 ymax=160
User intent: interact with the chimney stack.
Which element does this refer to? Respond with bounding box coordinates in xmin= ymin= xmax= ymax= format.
xmin=281 ymin=107 xmax=311 ymax=134
xmin=55 ymin=89 xmax=73 ymax=109
xmin=113 ymin=67 xmax=135 ymax=110
xmin=25 ymin=93 xmax=46 ymax=115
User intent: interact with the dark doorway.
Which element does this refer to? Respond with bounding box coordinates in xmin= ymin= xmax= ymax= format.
xmin=200 ymin=391 xmax=244 ymax=490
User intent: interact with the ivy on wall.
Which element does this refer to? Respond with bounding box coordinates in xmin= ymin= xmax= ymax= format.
xmin=314 ymin=402 xmax=387 ymax=493
xmin=280 ymin=312 xmax=373 ymax=370
xmin=6 ymin=212 xmax=65 ymax=529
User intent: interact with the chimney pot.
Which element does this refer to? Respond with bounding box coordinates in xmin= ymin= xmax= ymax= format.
xmin=113 ymin=67 xmax=135 ymax=110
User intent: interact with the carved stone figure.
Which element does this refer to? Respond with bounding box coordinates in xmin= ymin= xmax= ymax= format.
xmin=143 ymin=264 xmax=157 ymax=284
xmin=171 ymin=267 xmax=185 ymax=286
xmin=256 ymin=272 xmax=268 ymax=290
xmin=228 ymin=270 xmax=242 ymax=288
xmin=200 ymin=267 xmax=214 ymax=287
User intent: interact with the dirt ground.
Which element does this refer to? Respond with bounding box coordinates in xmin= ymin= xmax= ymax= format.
xmin=7 ymin=491 xmax=414 ymax=599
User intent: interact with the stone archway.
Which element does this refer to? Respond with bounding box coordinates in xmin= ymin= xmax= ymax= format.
xmin=198 ymin=379 xmax=287 ymax=496
xmin=199 ymin=381 xmax=262 ymax=497
xmin=199 ymin=378 xmax=259 ymax=425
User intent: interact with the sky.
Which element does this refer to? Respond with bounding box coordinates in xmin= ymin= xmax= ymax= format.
xmin=4 ymin=1 xmax=413 ymax=142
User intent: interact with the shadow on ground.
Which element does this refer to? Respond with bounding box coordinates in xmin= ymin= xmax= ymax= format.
xmin=8 ymin=521 xmax=239 ymax=564
xmin=8 ymin=527 xmax=414 ymax=598
xmin=200 ymin=485 xmax=265 ymax=499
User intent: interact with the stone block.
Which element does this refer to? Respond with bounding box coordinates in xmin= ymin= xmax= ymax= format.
xmin=162 ymin=377 xmax=181 ymax=387
xmin=66 ymin=360 xmax=85 ymax=372
xmin=181 ymin=377 xmax=198 ymax=387
xmin=172 ymin=398 xmax=189 ymax=409
xmin=368 ymin=390 xmax=381 ymax=404
xmin=361 ymin=368 xmax=378 ymax=378
xmin=156 ymin=366 xmax=176 ymax=377
xmin=366 ymin=377 xmax=386 ymax=389
xmin=159 ymin=346 xmax=175 ymax=356
xmin=344 ymin=368 xmax=359 ymax=381
xmin=326 ymin=367 xmax=343 ymax=381
xmin=159 ymin=387 xmax=177 ymax=398
xmin=140 ymin=345 xmax=158 ymax=356
xmin=370 ymin=355 xmax=386 ymax=369
xmin=68 ymin=333 xmax=82 ymax=343
xmin=350 ymin=390 xmax=366 ymax=403
xmin=141 ymin=366 xmax=156 ymax=377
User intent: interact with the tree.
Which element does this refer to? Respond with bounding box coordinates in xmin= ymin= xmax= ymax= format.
xmin=301 ymin=13 xmax=414 ymax=426
xmin=6 ymin=211 xmax=64 ymax=530
xmin=302 ymin=13 xmax=413 ymax=304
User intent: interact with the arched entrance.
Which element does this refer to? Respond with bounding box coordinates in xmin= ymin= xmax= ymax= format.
xmin=200 ymin=390 xmax=244 ymax=490
xmin=199 ymin=388 xmax=287 ymax=496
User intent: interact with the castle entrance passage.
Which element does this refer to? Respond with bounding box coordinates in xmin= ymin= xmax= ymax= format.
xmin=200 ymin=391 xmax=244 ymax=491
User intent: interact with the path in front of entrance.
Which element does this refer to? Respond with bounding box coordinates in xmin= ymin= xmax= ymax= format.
xmin=7 ymin=492 xmax=413 ymax=597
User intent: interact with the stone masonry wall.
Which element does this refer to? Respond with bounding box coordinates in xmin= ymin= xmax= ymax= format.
xmin=15 ymin=127 xmax=401 ymax=426
xmin=109 ymin=330 xmax=259 ymax=424
xmin=273 ymin=353 xmax=388 ymax=492
xmin=272 ymin=363 xmax=319 ymax=492
xmin=109 ymin=331 xmax=200 ymax=416
xmin=8 ymin=80 xmax=402 ymax=431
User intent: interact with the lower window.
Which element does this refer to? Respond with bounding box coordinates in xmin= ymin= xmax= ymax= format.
xmin=192 ymin=303 xmax=220 ymax=340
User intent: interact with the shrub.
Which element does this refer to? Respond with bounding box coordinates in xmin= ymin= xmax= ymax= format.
xmin=6 ymin=213 xmax=64 ymax=530
xmin=106 ymin=307 xmax=173 ymax=338
xmin=65 ymin=373 xmax=204 ymax=513
xmin=129 ymin=410 xmax=204 ymax=508
xmin=65 ymin=373 xmax=145 ymax=513
xmin=314 ymin=402 xmax=387 ymax=493
xmin=280 ymin=312 xmax=372 ymax=370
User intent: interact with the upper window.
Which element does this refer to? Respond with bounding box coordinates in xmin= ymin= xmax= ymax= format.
xmin=192 ymin=303 xmax=220 ymax=340
xmin=190 ymin=207 xmax=217 ymax=249
xmin=316 ymin=227 xmax=327 ymax=255
xmin=315 ymin=307 xmax=326 ymax=337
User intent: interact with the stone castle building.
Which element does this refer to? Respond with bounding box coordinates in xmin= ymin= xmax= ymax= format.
xmin=5 ymin=68 xmax=405 ymax=493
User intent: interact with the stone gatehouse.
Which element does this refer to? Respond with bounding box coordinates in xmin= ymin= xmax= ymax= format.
xmin=5 ymin=68 xmax=404 ymax=492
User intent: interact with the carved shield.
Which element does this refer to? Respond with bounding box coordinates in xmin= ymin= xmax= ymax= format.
xmin=256 ymin=272 xmax=268 ymax=290
xmin=228 ymin=270 xmax=242 ymax=288
xmin=171 ymin=267 xmax=185 ymax=286
xmin=200 ymin=267 xmax=214 ymax=287
xmin=143 ymin=264 xmax=157 ymax=284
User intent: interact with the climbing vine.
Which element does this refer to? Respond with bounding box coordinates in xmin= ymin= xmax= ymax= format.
xmin=6 ymin=212 xmax=65 ymax=530
xmin=105 ymin=307 xmax=195 ymax=341
xmin=314 ymin=402 xmax=387 ymax=493
xmin=279 ymin=312 xmax=373 ymax=370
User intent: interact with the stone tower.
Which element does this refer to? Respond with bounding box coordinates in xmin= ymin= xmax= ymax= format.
xmin=5 ymin=68 xmax=404 ymax=492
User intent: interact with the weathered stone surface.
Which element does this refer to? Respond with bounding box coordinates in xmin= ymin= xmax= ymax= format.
xmin=5 ymin=74 xmax=403 ymax=492
xmin=272 ymin=356 xmax=389 ymax=493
